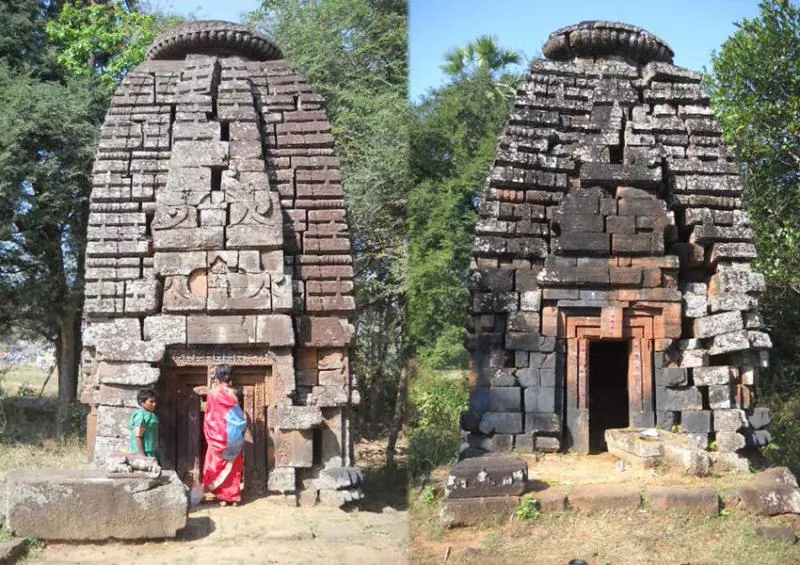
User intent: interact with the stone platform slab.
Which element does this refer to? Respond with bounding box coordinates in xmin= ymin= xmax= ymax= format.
xmin=647 ymin=486 xmax=719 ymax=516
xmin=3 ymin=469 xmax=187 ymax=540
xmin=439 ymin=496 xmax=520 ymax=527
xmin=445 ymin=455 xmax=527 ymax=499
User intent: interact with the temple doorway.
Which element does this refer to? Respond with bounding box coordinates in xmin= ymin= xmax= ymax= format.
xmin=160 ymin=362 xmax=273 ymax=496
xmin=588 ymin=340 xmax=630 ymax=452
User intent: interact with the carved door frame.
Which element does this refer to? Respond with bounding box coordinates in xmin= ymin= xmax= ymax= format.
xmin=163 ymin=346 xmax=275 ymax=495
xmin=561 ymin=308 xmax=655 ymax=454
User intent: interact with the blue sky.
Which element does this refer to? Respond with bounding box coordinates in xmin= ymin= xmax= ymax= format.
xmin=410 ymin=0 xmax=762 ymax=101
xmin=162 ymin=0 xmax=763 ymax=101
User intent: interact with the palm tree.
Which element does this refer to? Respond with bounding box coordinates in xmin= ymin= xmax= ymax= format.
xmin=441 ymin=35 xmax=522 ymax=99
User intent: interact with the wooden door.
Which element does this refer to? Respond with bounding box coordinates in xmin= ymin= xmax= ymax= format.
xmin=232 ymin=366 xmax=272 ymax=496
xmin=161 ymin=367 xmax=207 ymax=485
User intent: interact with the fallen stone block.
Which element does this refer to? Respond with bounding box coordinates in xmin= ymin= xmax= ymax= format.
xmin=439 ymin=496 xmax=519 ymax=528
xmin=755 ymin=524 xmax=797 ymax=544
xmin=739 ymin=467 xmax=800 ymax=516
xmin=568 ymin=484 xmax=641 ymax=512
xmin=647 ymin=487 xmax=719 ymax=516
xmin=4 ymin=469 xmax=187 ymax=540
xmin=445 ymin=455 xmax=527 ymax=499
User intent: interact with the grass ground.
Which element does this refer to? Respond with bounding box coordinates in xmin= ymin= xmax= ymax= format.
xmin=408 ymin=455 xmax=800 ymax=565
xmin=0 ymin=364 xmax=57 ymax=398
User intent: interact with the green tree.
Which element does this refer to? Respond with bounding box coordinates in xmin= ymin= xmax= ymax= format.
xmin=0 ymin=0 xmax=173 ymax=430
xmin=706 ymin=0 xmax=800 ymax=472
xmin=47 ymin=0 xmax=180 ymax=91
xmin=250 ymin=0 xmax=410 ymax=460
xmin=408 ymin=38 xmax=521 ymax=370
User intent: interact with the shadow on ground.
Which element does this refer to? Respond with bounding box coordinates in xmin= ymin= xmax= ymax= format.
xmin=178 ymin=515 xmax=216 ymax=541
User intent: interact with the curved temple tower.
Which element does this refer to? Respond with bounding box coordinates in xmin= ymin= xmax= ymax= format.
xmin=80 ymin=22 xmax=360 ymax=505
xmin=464 ymin=22 xmax=772 ymax=459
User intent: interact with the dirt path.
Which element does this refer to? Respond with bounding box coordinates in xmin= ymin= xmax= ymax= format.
xmin=29 ymin=497 xmax=407 ymax=565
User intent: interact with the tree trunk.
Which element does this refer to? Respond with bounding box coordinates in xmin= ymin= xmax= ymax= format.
xmin=385 ymin=363 xmax=408 ymax=467
xmin=55 ymin=308 xmax=79 ymax=442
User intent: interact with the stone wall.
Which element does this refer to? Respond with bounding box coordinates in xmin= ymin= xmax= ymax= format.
xmin=463 ymin=21 xmax=771 ymax=457
xmin=80 ymin=22 xmax=358 ymax=502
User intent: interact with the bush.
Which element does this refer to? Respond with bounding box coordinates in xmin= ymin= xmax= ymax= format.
xmin=407 ymin=369 xmax=468 ymax=481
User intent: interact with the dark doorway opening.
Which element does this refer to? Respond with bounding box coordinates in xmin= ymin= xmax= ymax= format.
xmin=588 ymin=340 xmax=630 ymax=452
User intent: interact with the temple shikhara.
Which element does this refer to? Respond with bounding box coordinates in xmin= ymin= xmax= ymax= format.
xmin=462 ymin=21 xmax=772 ymax=461
xmin=79 ymin=21 xmax=361 ymax=505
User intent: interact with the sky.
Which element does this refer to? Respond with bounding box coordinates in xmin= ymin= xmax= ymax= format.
xmin=162 ymin=0 xmax=763 ymax=101
xmin=409 ymin=0 xmax=762 ymax=101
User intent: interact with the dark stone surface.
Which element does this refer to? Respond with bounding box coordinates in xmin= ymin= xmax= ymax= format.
xmin=445 ymin=456 xmax=528 ymax=499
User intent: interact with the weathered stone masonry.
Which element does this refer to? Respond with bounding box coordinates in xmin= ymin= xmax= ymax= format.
xmin=79 ymin=22 xmax=361 ymax=504
xmin=463 ymin=22 xmax=772 ymax=457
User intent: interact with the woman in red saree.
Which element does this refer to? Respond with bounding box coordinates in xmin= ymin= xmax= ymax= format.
xmin=203 ymin=364 xmax=247 ymax=505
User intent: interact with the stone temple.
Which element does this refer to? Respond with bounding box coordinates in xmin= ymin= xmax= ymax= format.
xmin=79 ymin=21 xmax=361 ymax=505
xmin=463 ymin=22 xmax=772 ymax=458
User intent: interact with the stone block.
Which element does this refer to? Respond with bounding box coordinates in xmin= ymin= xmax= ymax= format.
xmin=96 ymin=339 xmax=165 ymax=363
xmin=755 ymin=525 xmax=797 ymax=544
xmin=744 ymin=429 xmax=772 ymax=448
xmin=172 ymin=140 xmax=228 ymax=167
xmin=478 ymin=412 xmax=523 ymax=435
xmin=524 ymin=412 xmax=561 ymax=434
xmin=657 ymin=368 xmax=687 ymax=387
xmin=124 ymin=279 xmax=160 ymax=314
xmin=707 ymin=384 xmax=732 ymax=409
xmin=714 ymin=409 xmax=746 ymax=432
xmin=534 ymin=436 xmax=561 ymax=452
xmin=153 ymin=251 xmax=207 ymax=276
xmin=568 ymin=484 xmax=641 ymax=512
xmin=681 ymin=410 xmax=711 ymax=433
xmin=692 ymin=365 xmax=735 ymax=386
xmin=657 ymin=386 xmax=702 ymax=411
xmin=715 ymin=431 xmax=745 ymax=452
xmin=255 ymin=314 xmax=295 ymax=346
xmin=708 ymin=330 xmax=751 ymax=356
xmin=186 ymin=315 xmax=257 ymax=344
xmin=267 ymin=467 xmax=296 ymax=493
xmin=96 ymin=405 xmax=135 ymax=438
xmin=83 ymin=319 xmax=141 ymax=347
xmin=152 ymin=227 xmax=225 ymax=251
xmin=96 ymin=362 xmax=160 ymax=386
xmin=524 ymin=387 xmax=556 ymax=412
xmin=646 ymin=487 xmax=719 ymax=516
xmin=276 ymin=406 xmax=323 ymax=430
xmin=739 ymin=468 xmax=800 ymax=515
xmin=507 ymin=312 xmax=540 ymax=333
xmin=748 ymin=407 xmax=771 ymax=429
xmin=97 ymin=384 xmax=140 ymax=408
xmin=445 ymin=455 xmax=527 ymax=499
xmin=693 ymin=311 xmax=743 ymax=339
xmin=439 ymin=496 xmax=519 ymax=528
xmin=274 ymin=429 xmax=314 ymax=468
xmin=4 ymin=469 xmax=187 ymax=540
xmin=296 ymin=317 xmax=354 ymax=347
xmin=489 ymin=388 xmax=521 ymax=411
xmin=143 ymin=315 xmax=186 ymax=345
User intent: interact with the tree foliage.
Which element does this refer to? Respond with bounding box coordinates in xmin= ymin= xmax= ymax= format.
xmin=250 ymin=0 xmax=410 ymax=429
xmin=707 ymin=0 xmax=800 ymax=472
xmin=408 ymin=38 xmax=521 ymax=369
xmin=47 ymin=0 xmax=179 ymax=91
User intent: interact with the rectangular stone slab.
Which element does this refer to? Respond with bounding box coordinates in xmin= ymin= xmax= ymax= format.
xmin=445 ymin=455 xmax=527 ymax=499
xmin=3 ymin=469 xmax=187 ymax=540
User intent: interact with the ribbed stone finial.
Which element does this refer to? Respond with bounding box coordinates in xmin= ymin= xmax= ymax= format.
xmin=146 ymin=21 xmax=282 ymax=61
xmin=543 ymin=21 xmax=673 ymax=64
